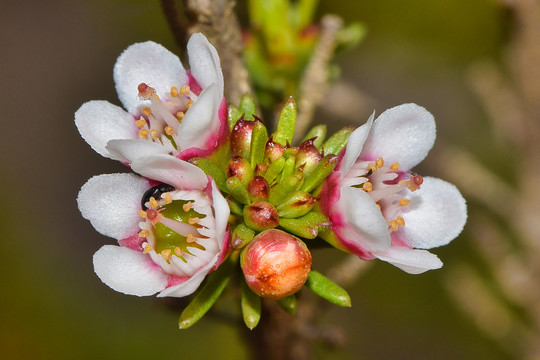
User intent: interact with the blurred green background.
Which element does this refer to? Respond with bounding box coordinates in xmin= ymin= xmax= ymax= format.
xmin=2 ymin=0 xmax=535 ymax=359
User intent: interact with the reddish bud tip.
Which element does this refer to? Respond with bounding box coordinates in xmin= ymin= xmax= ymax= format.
xmin=241 ymin=229 xmax=312 ymax=299
xmin=265 ymin=138 xmax=286 ymax=163
xmin=226 ymin=156 xmax=253 ymax=182
xmin=243 ymin=201 xmax=279 ymax=231
xmin=230 ymin=118 xmax=255 ymax=158
xmin=248 ymin=176 xmax=270 ymax=201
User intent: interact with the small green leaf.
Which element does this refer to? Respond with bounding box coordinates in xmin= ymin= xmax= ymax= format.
xmin=226 ymin=176 xmax=251 ymax=205
xmin=192 ymin=158 xmax=227 ymax=193
xmin=302 ymin=125 xmax=327 ymax=150
xmin=277 ymin=294 xmax=297 ymax=314
xmin=178 ymin=260 xmax=234 ymax=329
xmin=301 ymin=154 xmax=339 ymax=193
xmin=276 ymin=191 xmax=317 ymax=218
xmin=273 ymin=97 xmax=297 ymax=146
xmin=227 ymin=198 xmax=244 ymax=217
xmin=232 ymin=223 xmax=256 ymax=249
xmin=279 ymin=211 xmax=328 ymax=239
xmin=321 ymin=126 xmax=354 ymax=155
xmin=264 ymin=157 xmax=286 ymax=184
xmin=239 ymin=94 xmax=257 ymax=121
xmin=241 ymin=280 xmax=261 ymax=329
xmin=250 ymin=121 xmax=268 ymax=167
xmin=228 ymin=104 xmax=243 ymax=130
xmin=306 ymin=270 xmax=351 ymax=307
xmin=280 ymin=157 xmax=296 ymax=181
xmin=269 ymin=173 xmax=303 ymax=205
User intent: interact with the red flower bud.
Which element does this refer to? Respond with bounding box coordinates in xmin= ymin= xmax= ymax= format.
xmin=241 ymin=229 xmax=312 ymax=299
xmin=265 ymin=138 xmax=286 ymax=163
xmin=248 ymin=176 xmax=270 ymax=201
xmin=231 ymin=118 xmax=255 ymax=158
xmin=226 ymin=156 xmax=253 ymax=183
xmin=243 ymin=201 xmax=279 ymax=231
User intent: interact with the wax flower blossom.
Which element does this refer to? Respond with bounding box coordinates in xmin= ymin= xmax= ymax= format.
xmin=75 ymin=33 xmax=228 ymax=164
xmin=320 ymin=103 xmax=467 ymax=274
xmin=77 ymin=154 xmax=230 ymax=297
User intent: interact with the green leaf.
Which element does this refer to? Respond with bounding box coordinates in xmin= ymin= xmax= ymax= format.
xmin=301 ymin=154 xmax=338 ymax=193
xmin=264 ymin=157 xmax=286 ymax=184
xmin=228 ymin=104 xmax=243 ymax=130
xmin=279 ymin=211 xmax=328 ymax=239
xmin=273 ymin=97 xmax=297 ymax=146
xmin=232 ymin=223 xmax=256 ymax=249
xmin=192 ymin=158 xmax=227 ymax=193
xmin=226 ymin=176 xmax=251 ymax=205
xmin=269 ymin=173 xmax=303 ymax=205
xmin=306 ymin=270 xmax=351 ymax=307
xmin=250 ymin=121 xmax=268 ymax=167
xmin=239 ymin=94 xmax=257 ymax=121
xmin=178 ymin=260 xmax=234 ymax=329
xmin=321 ymin=126 xmax=354 ymax=155
xmin=302 ymin=125 xmax=327 ymax=150
xmin=241 ymin=280 xmax=261 ymax=329
xmin=276 ymin=191 xmax=317 ymax=218
xmin=277 ymin=294 xmax=297 ymax=315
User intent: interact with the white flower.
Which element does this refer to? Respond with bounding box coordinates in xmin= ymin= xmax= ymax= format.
xmin=77 ymin=155 xmax=230 ymax=297
xmin=75 ymin=33 xmax=228 ymax=163
xmin=320 ymin=104 xmax=467 ymax=274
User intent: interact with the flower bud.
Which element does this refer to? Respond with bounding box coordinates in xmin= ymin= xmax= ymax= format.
xmin=248 ymin=176 xmax=270 ymax=201
xmin=295 ymin=138 xmax=323 ymax=175
xmin=243 ymin=201 xmax=280 ymax=231
xmin=227 ymin=156 xmax=253 ymax=183
xmin=231 ymin=117 xmax=255 ymax=158
xmin=241 ymin=229 xmax=312 ymax=299
xmin=265 ymin=138 xmax=286 ymax=163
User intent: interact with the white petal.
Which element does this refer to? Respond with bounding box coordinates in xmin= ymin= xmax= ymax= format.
xmin=187 ymin=33 xmax=224 ymax=96
xmin=336 ymin=186 xmax=391 ymax=252
xmin=176 ymin=83 xmax=220 ymax=150
xmin=374 ymin=246 xmax=443 ymax=274
xmin=211 ymin=180 xmax=230 ymax=251
xmin=75 ymin=101 xmax=137 ymax=158
xmin=399 ymin=177 xmax=467 ymax=249
xmin=157 ymin=254 xmax=218 ymax=298
xmin=114 ymin=41 xmax=187 ymax=114
xmin=93 ymin=245 xmax=168 ymax=296
xmin=362 ymin=103 xmax=436 ymax=170
xmin=77 ymin=173 xmax=149 ymax=239
xmin=340 ymin=112 xmax=374 ymax=177
xmin=131 ymin=154 xmax=208 ymax=190
xmin=106 ymin=139 xmax=170 ymax=163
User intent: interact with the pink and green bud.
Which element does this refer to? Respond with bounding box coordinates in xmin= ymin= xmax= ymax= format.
xmin=248 ymin=176 xmax=270 ymax=201
xmin=227 ymin=156 xmax=253 ymax=183
xmin=243 ymin=201 xmax=280 ymax=231
xmin=265 ymin=138 xmax=286 ymax=163
xmin=295 ymin=138 xmax=323 ymax=175
xmin=241 ymin=229 xmax=312 ymax=299
xmin=230 ymin=117 xmax=255 ymax=158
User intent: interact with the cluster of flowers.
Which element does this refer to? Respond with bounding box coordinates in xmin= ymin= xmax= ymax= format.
xmin=76 ymin=34 xmax=466 ymax=320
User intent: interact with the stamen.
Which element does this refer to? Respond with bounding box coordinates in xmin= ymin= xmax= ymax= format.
xmin=390 ymin=220 xmax=399 ymax=232
xmin=139 ymin=230 xmax=150 ymax=238
xmin=186 ymin=100 xmax=194 ymax=109
xmin=362 ymin=182 xmax=373 ymax=192
xmin=375 ymin=157 xmax=384 ymax=168
xmin=138 ymin=129 xmax=149 ymax=139
xmin=174 ymin=247 xmax=183 ymax=257
xmin=161 ymin=249 xmax=172 ymax=261
xmin=164 ymin=192 xmax=172 ymax=204
xmin=149 ymin=197 xmax=159 ymax=209
xmin=396 ymin=216 xmax=405 ymax=227
xmin=170 ymin=87 xmax=179 ymax=97
xmin=138 ymin=83 xmax=156 ymax=100
xmin=138 ymin=210 xmax=147 ymax=218
xmin=143 ymin=243 xmax=152 ymax=254
xmin=399 ymin=198 xmax=411 ymax=206
xmin=176 ymin=111 xmax=185 ymax=120
xmin=146 ymin=208 xmax=159 ymax=221
xmin=164 ymin=126 xmax=174 ymax=136
xmin=183 ymin=202 xmax=192 ymax=211
xmin=135 ymin=119 xmax=147 ymax=128
xmin=406 ymin=175 xmax=423 ymax=192
xmin=150 ymin=129 xmax=158 ymax=139
xmin=142 ymin=107 xmax=152 ymax=117
xmin=188 ymin=217 xmax=200 ymax=225
xmin=186 ymin=234 xmax=197 ymax=243
xmin=367 ymin=163 xmax=378 ymax=173
xmin=390 ymin=162 xmax=400 ymax=171
xmin=180 ymin=85 xmax=190 ymax=95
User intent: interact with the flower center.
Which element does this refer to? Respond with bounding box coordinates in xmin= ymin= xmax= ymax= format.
xmin=134 ymin=83 xmax=199 ymax=152
xmin=347 ymin=157 xmax=423 ymax=233
xmin=137 ymin=187 xmax=210 ymax=264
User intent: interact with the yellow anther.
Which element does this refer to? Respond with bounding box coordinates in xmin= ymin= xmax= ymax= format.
xmin=138 ymin=129 xmax=149 ymax=139
xmin=142 ymin=107 xmax=152 ymax=116
xmin=396 ymin=216 xmax=405 ymax=227
xmin=399 ymin=198 xmax=411 ymax=206
xmin=363 ymin=182 xmax=373 ymax=192
xmin=390 ymin=162 xmax=400 ymax=171
xmin=135 ymin=119 xmax=147 ymax=128
xmin=367 ymin=163 xmax=378 ymax=172
xmin=150 ymin=129 xmax=158 ymax=139
xmin=176 ymin=111 xmax=185 ymax=120
xmin=170 ymin=86 xmax=179 ymax=97
xmin=139 ymin=230 xmax=150 ymax=238
xmin=161 ymin=249 xmax=172 ymax=261
xmin=183 ymin=202 xmax=192 ymax=212
xmin=406 ymin=175 xmax=424 ymax=192
xmin=390 ymin=220 xmax=399 ymax=232
xmin=152 ymin=93 xmax=160 ymax=101
xmin=186 ymin=100 xmax=194 ymax=109
xmin=174 ymin=247 xmax=183 ymax=257
xmin=376 ymin=203 xmax=381 ymax=209
xmin=164 ymin=126 xmax=174 ymax=136
xmin=137 ymin=210 xmax=147 ymax=218
xmin=180 ymin=85 xmax=190 ymax=95
xmin=149 ymin=197 xmax=159 ymax=209
xmin=375 ymin=157 xmax=385 ymax=168
xmin=186 ymin=234 xmax=197 ymax=243
xmin=164 ymin=192 xmax=172 ymax=204
xmin=188 ymin=217 xmax=200 ymax=225
xmin=143 ymin=243 xmax=152 ymax=254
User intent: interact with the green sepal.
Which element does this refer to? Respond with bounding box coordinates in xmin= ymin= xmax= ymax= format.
xmin=280 ymin=157 xmax=297 ymax=181
xmin=239 ymin=94 xmax=257 ymax=121
xmin=321 ymin=126 xmax=354 ymax=155
xmin=228 ymin=104 xmax=243 ymax=130
xmin=305 ymin=270 xmax=351 ymax=307
xmin=227 ymin=198 xmax=244 ymax=217
xmin=269 ymin=173 xmax=303 ymax=206
xmin=250 ymin=121 xmax=268 ymax=168
xmin=277 ymin=294 xmax=297 ymax=315
xmin=276 ymin=191 xmax=317 ymax=218
xmin=279 ymin=211 xmax=328 ymax=239
xmin=301 ymin=154 xmax=338 ymax=193
xmin=191 ymin=158 xmax=227 ymax=193
xmin=178 ymin=258 xmax=234 ymax=329
xmin=273 ymin=97 xmax=297 ymax=146
xmin=226 ymin=176 xmax=251 ymax=205
xmin=264 ymin=157 xmax=286 ymax=184
xmin=302 ymin=125 xmax=327 ymax=150
xmin=241 ymin=280 xmax=262 ymax=330
xmin=232 ymin=223 xmax=256 ymax=249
